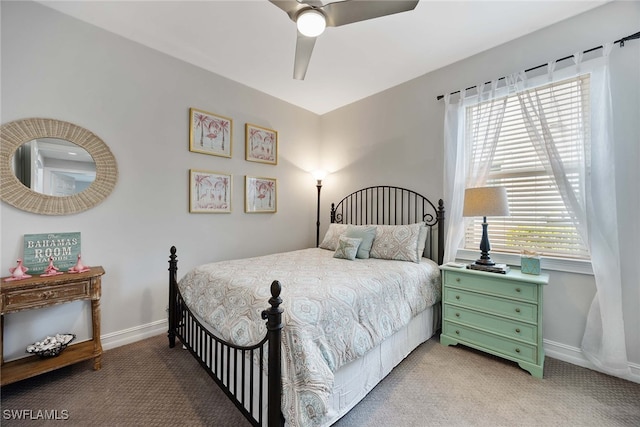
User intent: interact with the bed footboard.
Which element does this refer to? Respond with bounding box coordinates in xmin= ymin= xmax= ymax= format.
xmin=168 ymin=246 xmax=284 ymax=427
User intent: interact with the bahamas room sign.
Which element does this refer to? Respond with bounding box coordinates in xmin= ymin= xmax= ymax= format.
xmin=23 ymin=232 xmax=81 ymax=274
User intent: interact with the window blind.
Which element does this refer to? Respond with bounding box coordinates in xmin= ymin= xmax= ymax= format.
xmin=464 ymin=75 xmax=591 ymax=260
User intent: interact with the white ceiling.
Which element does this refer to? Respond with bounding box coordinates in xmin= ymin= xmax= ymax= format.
xmin=38 ymin=0 xmax=607 ymax=115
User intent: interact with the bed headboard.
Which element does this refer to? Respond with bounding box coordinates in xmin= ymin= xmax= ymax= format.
xmin=329 ymin=186 xmax=445 ymax=265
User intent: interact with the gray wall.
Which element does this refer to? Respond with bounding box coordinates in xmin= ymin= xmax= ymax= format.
xmin=1 ymin=0 xmax=638 ymax=378
xmin=1 ymin=1 xmax=321 ymax=359
xmin=321 ymin=0 xmax=640 ymax=374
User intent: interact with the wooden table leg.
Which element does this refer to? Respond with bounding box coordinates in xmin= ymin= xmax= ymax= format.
xmin=91 ymin=299 xmax=102 ymax=370
xmin=1 ymin=314 xmax=4 ymax=366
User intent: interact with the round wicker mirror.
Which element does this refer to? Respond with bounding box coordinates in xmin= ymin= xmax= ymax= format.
xmin=0 ymin=118 xmax=118 ymax=215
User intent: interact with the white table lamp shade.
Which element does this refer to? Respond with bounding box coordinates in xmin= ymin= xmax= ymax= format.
xmin=463 ymin=187 xmax=510 ymax=217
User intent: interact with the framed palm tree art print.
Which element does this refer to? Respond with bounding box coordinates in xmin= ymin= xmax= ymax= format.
xmin=245 ymin=123 xmax=277 ymax=165
xmin=189 ymin=108 xmax=233 ymax=158
xmin=245 ymin=176 xmax=277 ymax=213
xmin=189 ymin=170 xmax=232 ymax=213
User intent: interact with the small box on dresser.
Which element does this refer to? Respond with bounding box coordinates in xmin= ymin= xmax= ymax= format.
xmin=440 ymin=265 xmax=549 ymax=378
xmin=521 ymin=256 xmax=541 ymax=275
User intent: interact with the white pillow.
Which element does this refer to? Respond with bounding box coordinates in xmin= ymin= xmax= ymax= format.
xmin=369 ymin=223 xmax=425 ymax=263
xmin=417 ymin=226 xmax=430 ymax=259
xmin=319 ymin=223 xmax=349 ymax=251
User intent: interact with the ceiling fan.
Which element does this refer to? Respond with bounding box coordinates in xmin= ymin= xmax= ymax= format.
xmin=269 ymin=0 xmax=419 ymax=80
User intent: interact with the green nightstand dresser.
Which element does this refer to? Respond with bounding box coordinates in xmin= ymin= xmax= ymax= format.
xmin=440 ymin=265 xmax=549 ymax=378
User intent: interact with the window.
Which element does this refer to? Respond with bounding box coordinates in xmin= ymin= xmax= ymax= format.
xmin=464 ymin=75 xmax=591 ymax=260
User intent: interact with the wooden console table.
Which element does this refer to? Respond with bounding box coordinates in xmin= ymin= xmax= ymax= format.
xmin=0 ymin=266 xmax=104 ymax=386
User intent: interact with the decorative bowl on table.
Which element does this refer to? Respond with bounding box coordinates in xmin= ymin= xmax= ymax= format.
xmin=26 ymin=334 xmax=76 ymax=357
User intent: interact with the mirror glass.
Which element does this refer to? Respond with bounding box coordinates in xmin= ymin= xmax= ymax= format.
xmin=12 ymin=138 xmax=96 ymax=196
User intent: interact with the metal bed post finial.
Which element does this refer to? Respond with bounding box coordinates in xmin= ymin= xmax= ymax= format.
xmin=261 ymin=280 xmax=284 ymax=427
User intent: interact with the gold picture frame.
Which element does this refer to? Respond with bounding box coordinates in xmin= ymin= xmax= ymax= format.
xmin=245 ymin=123 xmax=277 ymax=165
xmin=189 ymin=108 xmax=233 ymax=158
xmin=245 ymin=176 xmax=277 ymax=213
xmin=189 ymin=169 xmax=232 ymax=213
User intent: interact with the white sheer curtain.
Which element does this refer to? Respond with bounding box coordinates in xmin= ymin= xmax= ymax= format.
xmin=443 ymin=81 xmax=511 ymax=262
xmin=518 ymin=44 xmax=629 ymax=375
xmin=443 ymin=43 xmax=630 ymax=375
xmin=443 ymin=91 xmax=466 ymax=263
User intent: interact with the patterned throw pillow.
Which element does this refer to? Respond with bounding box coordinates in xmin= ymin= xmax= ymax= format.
xmin=333 ymin=236 xmax=363 ymax=261
xmin=369 ymin=223 xmax=424 ymax=263
xmin=345 ymin=225 xmax=377 ymax=259
xmin=319 ymin=223 xmax=349 ymax=251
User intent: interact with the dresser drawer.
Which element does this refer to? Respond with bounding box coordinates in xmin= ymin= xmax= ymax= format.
xmin=444 ymin=288 xmax=537 ymax=323
xmin=444 ymin=271 xmax=537 ymax=302
xmin=3 ymin=281 xmax=91 ymax=312
xmin=442 ymin=322 xmax=538 ymax=364
xmin=443 ymin=304 xmax=537 ymax=344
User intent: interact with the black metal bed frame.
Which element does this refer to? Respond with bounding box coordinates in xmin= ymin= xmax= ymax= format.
xmin=167 ymin=186 xmax=445 ymax=427
xmin=330 ymin=186 xmax=445 ymax=265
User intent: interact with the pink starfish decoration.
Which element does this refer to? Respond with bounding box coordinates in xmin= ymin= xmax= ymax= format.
xmin=5 ymin=259 xmax=32 ymax=282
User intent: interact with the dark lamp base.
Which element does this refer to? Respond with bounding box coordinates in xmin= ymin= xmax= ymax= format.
xmin=474 ymin=257 xmax=496 ymax=266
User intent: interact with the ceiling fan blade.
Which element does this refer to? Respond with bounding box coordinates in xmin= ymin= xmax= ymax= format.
xmin=299 ymin=0 xmax=326 ymax=7
xmin=323 ymin=0 xmax=419 ymax=27
xmin=269 ymin=0 xmax=307 ymax=21
xmin=294 ymin=31 xmax=317 ymax=80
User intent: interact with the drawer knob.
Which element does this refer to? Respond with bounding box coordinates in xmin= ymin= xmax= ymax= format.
xmin=515 ymin=348 xmax=521 ymax=353
xmin=455 ymin=313 xmax=460 ymax=317
xmin=455 ymin=330 xmax=460 ymax=335
xmin=515 ymin=308 xmax=521 ymax=313
xmin=455 ymin=295 xmax=460 ymax=300
xmin=515 ymin=328 xmax=521 ymax=333
xmin=456 ymin=278 xmax=461 ymax=283
xmin=515 ymin=288 xmax=521 ymax=293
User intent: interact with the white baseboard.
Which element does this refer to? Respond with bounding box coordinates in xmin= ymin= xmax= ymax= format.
xmin=544 ymin=338 xmax=640 ymax=384
xmin=101 ymin=319 xmax=167 ymax=351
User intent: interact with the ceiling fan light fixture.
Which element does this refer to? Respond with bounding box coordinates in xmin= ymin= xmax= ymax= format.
xmin=296 ymin=9 xmax=326 ymax=37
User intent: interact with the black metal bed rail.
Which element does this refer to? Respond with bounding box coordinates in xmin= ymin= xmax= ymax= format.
xmin=168 ymin=247 xmax=284 ymax=427
xmin=330 ymin=186 xmax=446 ymax=264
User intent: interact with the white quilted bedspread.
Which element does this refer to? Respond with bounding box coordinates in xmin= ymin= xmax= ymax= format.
xmin=178 ymin=248 xmax=441 ymax=427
